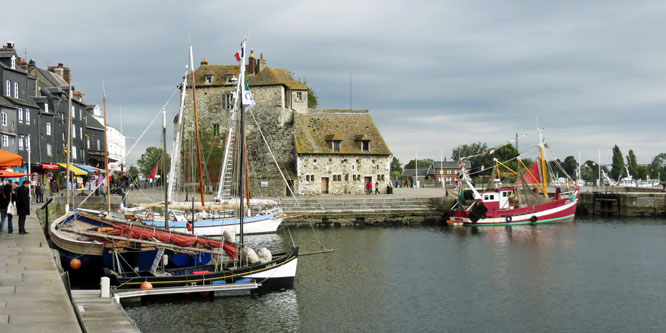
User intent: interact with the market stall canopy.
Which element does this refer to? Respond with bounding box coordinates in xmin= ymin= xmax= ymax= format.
xmin=57 ymin=163 xmax=88 ymax=176
xmin=41 ymin=163 xmax=59 ymax=170
xmin=0 ymin=170 xmax=28 ymax=178
xmin=0 ymin=149 xmax=24 ymax=168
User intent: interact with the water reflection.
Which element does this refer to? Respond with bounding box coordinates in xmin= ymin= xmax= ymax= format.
xmin=127 ymin=289 xmax=301 ymax=332
xmin=444 ymin=223 xmax=579 ymax=246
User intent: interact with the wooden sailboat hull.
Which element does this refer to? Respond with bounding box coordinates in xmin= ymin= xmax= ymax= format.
xmin=111 ymin=247 xmax=299 ymax=294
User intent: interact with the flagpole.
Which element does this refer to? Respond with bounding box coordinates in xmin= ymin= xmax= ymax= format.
xmin=238 ymin=40 xmax=246 ymax=265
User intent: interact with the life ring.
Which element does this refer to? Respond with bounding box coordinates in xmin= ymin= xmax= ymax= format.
xmin=145 ymin=212 xmax=154 ymax=221
xmin=530 ymin=215 xmax=537 ymax=223
xmin=505 ymin=216 xmax=512 ymax=223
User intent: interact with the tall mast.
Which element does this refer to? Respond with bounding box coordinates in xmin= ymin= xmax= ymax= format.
xmin=238 ymin=39 xmax=248 ymax=264
xmin=168 ymin=68 xmax=188 ymax=203
xmin=102 ymin=83 xmax=111 ymax=216
xmin=189 ymin=44 xmax=205 ymax=207
xmin=215 ymin=75 xmax=241 ymax=201
xmin=65 ymin=79 xmax=72 ymax=213
xmin=162 ymin=107 xmax=169 ymax=229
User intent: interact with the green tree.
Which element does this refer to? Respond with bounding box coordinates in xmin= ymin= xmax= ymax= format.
xmin=127 ymin=165 xmax=139 ymax=177
xmin=453 ymin=142 xmax=518 ymax=175
xmin=626 ymin=149 xmax=639 ymax=178
xmin=649 ymin=153 xmax=666 ymax=181
xmin=404 ymin=159 xmax=433 ymax=170
xmin=297 ymin=78 xmax=318 ymax=108
xmin=137 ymin=147 xmax=170 ymax=178
xmin=610 ymin=145 xmax=625 ymax=180
xmin=390 ymin=157 xmax=403 ymax=175
xmin=581 ymin=160 xmax=610 ymax=183
xmin=634 ymin=165 xmax=649 ymax=180
xmin=561 ymin=156 xmax=578 ymax=177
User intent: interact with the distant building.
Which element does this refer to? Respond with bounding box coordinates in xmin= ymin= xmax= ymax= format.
xmin=89 ymin=104 xmax=126 ymax=171
xmin=294 ymin=110 xmax=392 ymax=195
xmin=425 ymin=160 xmax=471 ymax=184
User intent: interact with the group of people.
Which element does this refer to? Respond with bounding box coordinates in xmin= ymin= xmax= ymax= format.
xmin=365 ymin=180 xmax=381 ymax=195
xmin=0 ymin=180 xmax=32 ymax=235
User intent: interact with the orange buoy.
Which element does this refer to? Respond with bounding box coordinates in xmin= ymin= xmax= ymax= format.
xmin=70 ymin=258 xmax=82 ymax=270
xmin=140 ymin=281 xmax=153 ymax=289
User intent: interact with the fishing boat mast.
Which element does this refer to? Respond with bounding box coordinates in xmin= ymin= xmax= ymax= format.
xmin=65 ymin=78 xmax=72 ymax=213
xmin=102 ymin=83 xmax=111 ymax=216
xmin=188 ymin=44 xmax=206 ymax=207
xmin=538 ymin=127 xmax=548 ymax=195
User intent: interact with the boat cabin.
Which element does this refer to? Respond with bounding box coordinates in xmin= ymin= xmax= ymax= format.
xmin=481 ymin=187 xmax=514 ymax=210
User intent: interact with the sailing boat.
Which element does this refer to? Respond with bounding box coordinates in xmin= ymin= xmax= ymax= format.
xmin=112 ymin=39 xmax=299 ymax=293
xmin=137 ymin=42 xmax=295 ymax=236
xmin=447 ymin=128 xmax=579 ymax=226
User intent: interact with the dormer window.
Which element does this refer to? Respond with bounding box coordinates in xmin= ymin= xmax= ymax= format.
xmin=226 ymin=75 xmax=236 ymax=83
xmin=205 ymin=75 xmax=214 ymax=84
xmin=296 ymin=91 xmax=303 ymax=101
xmin=361 ymin=140 xmax=370 ymax=152
xmin=332 ymin=140 xmax=341 ymax=152
xmin=10 ymin=56 xmax=16 ymax=69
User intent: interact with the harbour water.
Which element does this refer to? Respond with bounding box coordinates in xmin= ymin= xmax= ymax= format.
xmin=126 ymin=217 xmax=666 ymax=332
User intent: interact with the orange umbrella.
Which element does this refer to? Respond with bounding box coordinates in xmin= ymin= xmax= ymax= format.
xmin=0 ymin=149 xmax=23 ymax=168
xmin=0 ymin=170 xmax=28 ymax=178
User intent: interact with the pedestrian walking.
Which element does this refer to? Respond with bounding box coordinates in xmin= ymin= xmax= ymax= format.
xmin=375 ymin=181 xmax=380 ymax=194
xmin=15 ymin=180 xmax=31 ymax=235
xmin=403 ymin=177 xmax=408 ymax=188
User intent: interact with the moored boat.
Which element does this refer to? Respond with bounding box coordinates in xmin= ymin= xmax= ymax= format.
xmin=448 ymin=128 xmax=579 ymax=226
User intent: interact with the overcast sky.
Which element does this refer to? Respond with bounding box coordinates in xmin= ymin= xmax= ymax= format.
xmin=4 ymin=0 xmax=666 ymax=166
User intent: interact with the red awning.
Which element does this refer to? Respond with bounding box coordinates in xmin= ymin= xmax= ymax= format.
xmin=41 ymin=163 xmax=59 ymax=169
xmin=0 ymin=170 xmax=28 ymax=178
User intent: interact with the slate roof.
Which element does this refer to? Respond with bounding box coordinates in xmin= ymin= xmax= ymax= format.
xmin=0 ymin=96 xmax=16 ymax=108
xmin=401 ymin=169 xmax=427 ymax=178
xmin=3 ymin=96 xmax=40 ymax=108
xmin=294 ymin=110 xmax=392 ymax=156
xmin=192 ymin=65 xmax=307 ymax=90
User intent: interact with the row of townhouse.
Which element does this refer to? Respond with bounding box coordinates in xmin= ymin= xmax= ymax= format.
xmin=0 ymin=41 xmax=125 ymax=183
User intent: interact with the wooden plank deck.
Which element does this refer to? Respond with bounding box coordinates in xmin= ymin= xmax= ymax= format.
xmin=71 ymin=290 xmax=140 ymax=333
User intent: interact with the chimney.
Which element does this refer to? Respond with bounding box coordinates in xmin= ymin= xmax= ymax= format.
xmin=248 ymin=50 xmax=255 ymax=75
xmin=49 ymin=63 xmax=65 ymax=79
xmin=18 ymin=58 xmax=28 ymax=71
xmin=28 ymin=59 xmax=35 ymax=72
xmin=63 ymin=67 xmax=71 ymax=84
xmin=6 ymin=41 xmax=14 ymax=50
xmin=257 ymin=53 xmax=267 ymax=73
xmin=200 ymin=57 xmax=208 ymax=65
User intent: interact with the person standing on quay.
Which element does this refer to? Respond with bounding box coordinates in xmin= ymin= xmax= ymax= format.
xmin=0 ymin=180 xmax=13 ymax=233
xmin=15 ymin=180 xmax=30 ymax=235
xmin=35 ymin=181 xmax=44 ymax=203
xmin=365 ymin=180 xmax=372 ymax=195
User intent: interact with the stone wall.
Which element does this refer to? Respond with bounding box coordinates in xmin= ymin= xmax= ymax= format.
xmin=297 ymin=155 xmax=391 ymax=195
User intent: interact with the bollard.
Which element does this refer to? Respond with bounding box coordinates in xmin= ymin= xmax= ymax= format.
xmin=100 ymin=277 xmax=110 ymax=298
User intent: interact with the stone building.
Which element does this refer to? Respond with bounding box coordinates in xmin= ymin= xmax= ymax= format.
xmin=294 ymin=110 xmax=392 ymax=195
xmin=180 ymin=52 xmax=391 ymax=197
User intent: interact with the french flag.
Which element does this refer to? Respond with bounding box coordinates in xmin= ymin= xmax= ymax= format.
xmin=234 ymin=47 xmax=244 ymax=62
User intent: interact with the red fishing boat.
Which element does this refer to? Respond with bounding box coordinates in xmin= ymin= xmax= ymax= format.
xmin=448 ymin=129 xmax=579 ymax=226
